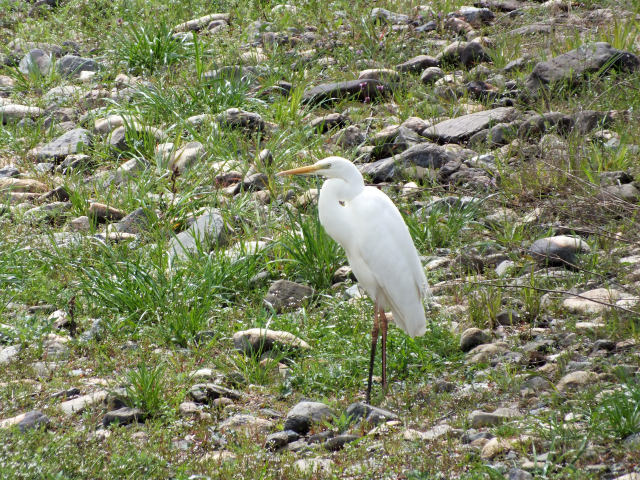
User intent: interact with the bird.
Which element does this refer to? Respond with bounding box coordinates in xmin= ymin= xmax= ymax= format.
xmin=278 ymin=156 xmax=430 ymax=403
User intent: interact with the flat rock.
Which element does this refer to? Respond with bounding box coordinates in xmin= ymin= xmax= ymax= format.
xmin=302 ymin=79 xmax=389 ymax=105
xmin=404 ymin=424 xmax=453 ymax=441
xmin=345 ymin=402 xmax=398 ymax=425
xmin=28 ymin=128 xmax=92 ymax=162
xmin=265 ymin=430 xmax=299 ymax=451
xmin=423 ymin=107 xmax=516 ymax=143
xmin=57 ymin=55 xmax=99 ymax=77
xmin=526 ymin=42 xmax=640 ymax=92
xmin=469 ymin=408 xmax=520 ymax=428
xmin=562 ymin=288 xmax=638 ymax=314
xmin=1 ymin=104 xmax=45 ymax=124
xmin=0 ymin=178 xmax=48 ymax=193
xmin=264 ymin=279 xmax=314 ymax=312
xmin=173 ymin=13 xmax=230 ymax=32
xmin=115 ymin=208 xmax=151 ymax=234
xmin=217 ymin=108 xmax=264 ymax=132
xmin=102 ymin=407 xmax=145 ymax=427
xmin=233 ymin=328 xmax=310 ymax=356
xmin=167 ymin=209 xmax=226 ymax=262
xmin=0 ymin=410 xmax=50 ymax=432
xmin=284 ymin=401 xmax=334 ymax=435
xmin=166 ymin=141 xmax=206 ymax=172
xmin=59 ymin=390 xmax=108 ymax=415
xmin=528 ymin=235 xmax=590 ymax=267
xmin=460 ymin=328 xmax=491 ymax=352
xmin=188 ymin=383 xmax=243 ymax=403
xmin=88 ymin=202 xmax=126 ymax=222
xmin=358 ymin=69 xmax=400 ymax=82
xmin=324 ymin=434 xmax=359 ymax=451
xmin=556 ymin=370 xmax=597 ymax=392
xmin=293 ymin=458 xmax=334 ymax=474
xmin=219 ymin=414 xmax=273 ymax=433
xmin=396 ymin=55 xmax=439 ymax=73
xmin=370 ymin=7 xmax=411 ymax=24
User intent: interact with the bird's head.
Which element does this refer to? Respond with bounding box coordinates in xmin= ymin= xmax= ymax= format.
xmin=277 ymin=156 xmax=357 ymax=180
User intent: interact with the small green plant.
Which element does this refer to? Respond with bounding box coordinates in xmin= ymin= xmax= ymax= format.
xmin=123 ymin=363 xmax=167 ymax=415
xmin=596 ymin=381 xmax=640 ymax=439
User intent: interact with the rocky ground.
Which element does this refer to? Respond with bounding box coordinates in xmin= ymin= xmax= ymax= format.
xmin=1 ymin=0 xmax=640 ymax=478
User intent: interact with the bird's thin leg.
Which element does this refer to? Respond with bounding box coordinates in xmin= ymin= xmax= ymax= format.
xmin=366 ymin=304 xmax=380 ymax=404
xmin=380 ymin=307 xmax=388 ymax=394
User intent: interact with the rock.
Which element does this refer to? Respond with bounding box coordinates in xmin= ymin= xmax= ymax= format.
xmin=264 ymin=279 xmax=314 ymax=312
xmin=324 ymin=434 xmax=359 ymax=451
xmin=469 ymin=408 xmax=520 ymax=428
xmin=0 ymin=410 xmax=50 ymax=432
xmin=69 ymin=216 xmax=91 ymax=232
xmin=421 ymin=67 xmax=445 ymax=84
xmin=423 ymin=107 xmax=516 ymax=144
xmin=42 ymin=85 xmax=82 ymax=104
xmin=167 ymin=209 xmax=226 ymax=262
xmin=404 ymin=424 xmax=453 ymax=441
xmin=332 ymin=125 xmax=366 ymax=148
xmin=562 ymin=288 xmax=638 ymax=314
xmin=0 ymin=166 xmax=19 ymax=178
xmin=166 ymin=141 xmax=206 ymax=172
xmin=302 ymin=79 xmax=389 ymax=105
xmin=59 ymin=390 xmax=108 ymax=415
xmin=189 ymin=383 xmax=243 ymax=403
xmin=265 ymin=430 xmax=299 ymax=451
xmin=88 ymin=202 xmax=126 ymax=222
xmin=556 ymin=370 xmax=597 ymax=392
xmin=397 ymin=55 xmax=439 ymax=73
xmin=481 ymin=437 xmax=513 ymax=459
xmin=173 ymin=13 xmax=229 ymax=32
xmin=358 ymin=69 xmax=400 ymax=82
xmin=333 ymin=265 xmax=354 ymax=283
xmin=219 ymin=414 xmax=273 ymax=433
xmin=293 ymin=458 xmax=333 ymax=474
xmin=19 ymin=49 xmax=52 ymax=75
xmin=604 ymin=183 xmax=640 ymax=203
xmin=495 ymin=309 xmax=521 ymax=326
xmin=24 ymin=202 xmax=72 ymax=224
xmin=28 ymin=128 xmax=92 ymax=162
xmin=217 ymin=108 xmax=264 ymax=132
xmin=0 ymin=345 xmax=20 ymax=364
xmin=115 ymin=208 xmax=151 ymax=234
xmin=460 ymin=328 xmax=491 ymax=352
xmin=284 ymin=401 xmax=334 ymax=435
xmin=102 ymin=407 xmax=145 ymax=427
xmin=0 ymin=178 xmax=48 ymax=193
xmin=526 ymin=43 xmax=640 ymax=92
xmin=508 ymin=468 xmax=533 ymax=480
xmin=345 ymin=402 xmax=398 ymax=425
xmin=233 ymin=328 xmax=310 ymax=356
xmin=308 ymin=112 xmax=347 ymax=133
xmin=108 ymin=124 xmax=164 ymax=152
xmin=1 ymin=104 xmax=45 ymax=124
xmin=370 ymin=7 xmax=411 ymax=24
xmin=57 ymin=55 xmax=99 ymax=77
xmin=528 ymin=235 xmax=590 ymax=267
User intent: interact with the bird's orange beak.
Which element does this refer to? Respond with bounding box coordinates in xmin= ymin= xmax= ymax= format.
xmin=277 ymin=164 xmax=321 ymax=176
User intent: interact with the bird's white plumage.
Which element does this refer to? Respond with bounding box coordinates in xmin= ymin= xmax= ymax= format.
xmin=312 ymin=157 xmax=430 ymax=338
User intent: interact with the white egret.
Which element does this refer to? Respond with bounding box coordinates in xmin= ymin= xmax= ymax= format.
xmin=278 ymin=157 xmax=430 ymax=403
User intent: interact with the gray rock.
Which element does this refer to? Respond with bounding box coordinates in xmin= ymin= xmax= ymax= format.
xmin=88 ymin=202 xmax=126 ymax=222
xmin=624 ymin=432 xmax=640 ymax=448
xmin=0 ymin=345 xmax=20 ymax=364
xmin=39 ymin=186 xmax=70 ymax=202
xmin=264 ymin=279 xmax=314 ymax=312
xmin=370 ymin=7 xmax=411 ymax=24
xmin=293 ymin=457 xmax=333 ymax=474
xmin=345 ymin=402 xmax=398 ymax=425
xmin=469 ymin=408 xmax=519 ymax=428
xmin=0 ymin=166 xmax=20 ymax=178
xmin=396 ymin=55 xmax=439 ymax=73
xmin=370 ymin=126 xmax=423 ymax=158
xmin=421 ymin=67 xmax=445 ymax=84
xmin=233 ymin=328 xmax=310 ymax=356
xmin=189 ymin=383 xmax=243 ymax=403
xmin=324 ymin=434 xmax=359 ymax=451
xmin=528 ymin=235 xmax=590 ymax=267
xmin=0 ymin=104 xmax=45 ymax=124
xmin=556 ymin=370 xmax=597 ymax=392
xmin=265 ymin=430 xmax=299 ymax=451
xmin=242 ymin=173 xmax=269 ymax=191
xmin=508 ymin=468 xmax=533 ymax=480
xmin=108 ymin=124 xmax=164 ymax=152
xmin=495 ymin=309 xmax=521 ymax=326
xmin=16 ymin=411 xmax=50 ymax=432
xmin=115 ymin=207 xmax=151 ymax=234
xmin=167 ymin=209 xmax=226 ymax=262
xmin=604 ymin=183 xmax=640 ymax=203
xmin=526 ymin=42 xmax=640 ymax=92
xmin=57 ymin=55 xmax=98 ymax=77
xmin=423 ymin=107 xmax=516 ymax=144
xmin=24 ymin=201 xmax=72 ymax=224
xmin=27 ymin=128 xmax=92 ymax=162
xmin=308 ymin=113 xmax=347 ymax=133
xmin=460 ymin=328 xmax=491 ymax=352
xmin=284 ymin=401 xmax=334 ymax=434
xmin=59 ymin=390 xmax=108 ymax=415
xmin=166 ymin=141 xmax=206 ymax=173
xmin=219 ymin=414 xmax=273 ymax=433
xmin=19 ymin=49 xmax=52 ymax=75
xmin=302 ymin=79 xmax=390 ymax=105
xmin=520 ymin=376 xmax=552 ymax=394
xmin=217 ymin=108 xmax=264 ymax=132
xmin=102 ymin=407 xmax=145 ymax=427
xmin=332 ymin=125 xmax=366 ymax=149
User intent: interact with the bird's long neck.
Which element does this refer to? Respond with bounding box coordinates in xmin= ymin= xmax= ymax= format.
xmin=322 ymin=168 xmax=365 ymax=202
xmin=318 ymin=169 xmax=365 ymax=248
